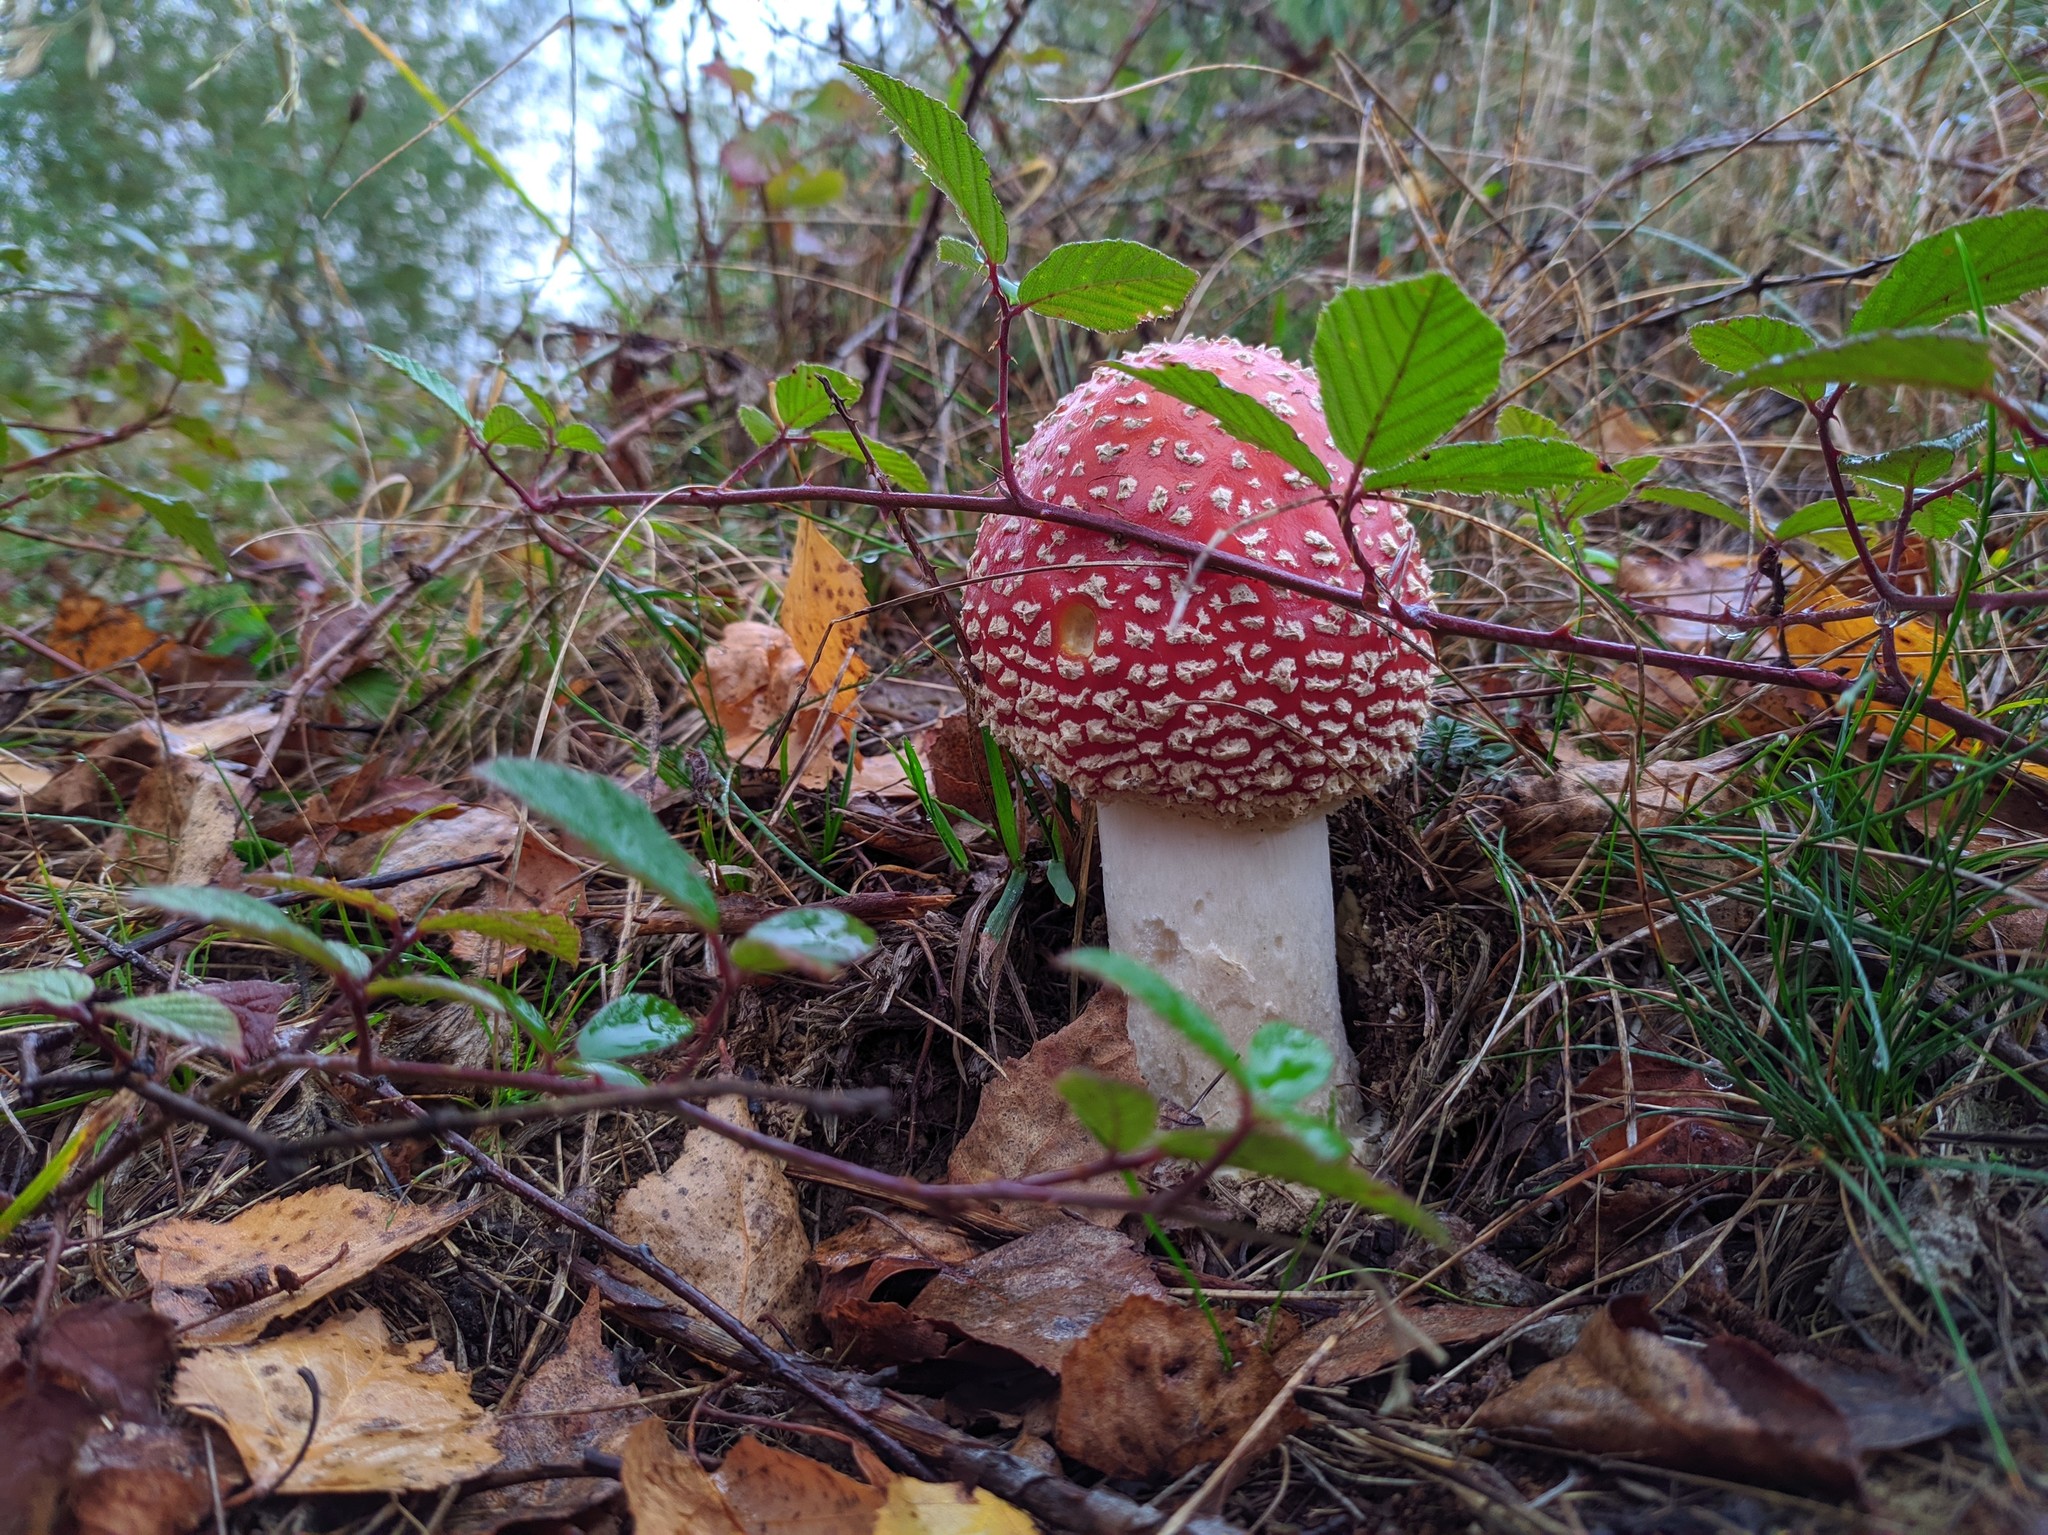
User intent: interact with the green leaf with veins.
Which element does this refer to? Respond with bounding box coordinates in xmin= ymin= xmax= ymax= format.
xmin=936 ymin=235 xmax=982 ymax=268
xmin=1361 ymin=437 xmax=1601 ymax=494
xmin=368 ymin=345 xmax=478 ymax=429
xmin=1057 ymin=1071 xmax=1159 ymax=1153
xmin=169 ymin=414 xmax=238 ymax=460
xmin=417 ymin=908 xmax=580 ymax=963
xmin=1841 ymin=441 xmax=1956 ymax=489
xmin=1245 ymin=1023 xmax=1332 ymax=1107
xmin=809 ymin=430 xmax=930 ymax=491
xmin=739 ymin=404 xmax=779 ymax=446
xmin=1851 ymin=208 xmax=2048 ymax=333
xmin=480 ymin=758 xmax=720 ymax=933
xmin=1772 ymin=497 xmax=1893 ymax=554
xmin=1312 ymin=275 xmax=1506 ymax=469
xmin=556 ymin=423 xmax=606 ymax=453
xmin=1495 ymin=404 xmax=1570 ymax=441
xmin=1730 ymin=330 xmax=1994 ymax=398
xmin=1158 ymin=1126 xmax=1446 ymax=1239
xmin=1013 ymin=240 xmax=1197 ymax=331
xmin=1062 ymin=948 xmax=1246 ymax=1088
xmin=773 ymin=364 xmax=864 ymax=432
xmin=112 ymin=482 xmax=229 ymax=573
xmin=364 ymin=975 xmax=509 ymax=1013
xmin=511 ymin=376 xmax=557 ymax=429
xmin=131 ymin=887 xmax=369 ymax=979
xmin=482 ymin=403 xmax=547 ymax=451
xmin=730 ymin=907 xmax=877 ymax=979
xmin=577 ymin=993 xmax=695 ymax=1062
xmin=1638 ymin=486 xmax=1756 ymax=533
xmin=843 ymin=64 xmax=1008 ymax=263
xmin=0 ymin=970 xmax=92 ymax=1011
xmin=1687 ymin=314 xmax=1817 ymax=373
xmin=1105 ymin=361 xmax=1329 ymax=487
xmin=102 ymin=992 xmax=240 ymax=1051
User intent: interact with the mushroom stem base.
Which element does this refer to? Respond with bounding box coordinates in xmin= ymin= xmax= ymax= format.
xmin=1095 ymin=799 xmax=1358 ymax=1129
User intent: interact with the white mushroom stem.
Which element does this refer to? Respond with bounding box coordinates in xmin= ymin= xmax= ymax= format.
xmin=1095 ymin=798 xmax=1359 ymax=1130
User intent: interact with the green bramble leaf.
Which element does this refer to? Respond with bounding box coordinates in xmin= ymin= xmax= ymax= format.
xmin=1840 ymin=441 xmax=1956 ymax=489
xmin=1056 ymin=1071 xmax=1159 ymax=1153
xmin=417 ymin=908 xmax=580 ymax=963
xmin=169 ymin=414 xmax=239 ymax=460
xmin=109 ymin=481 xmax=228 ymax=573
xmin=1062 ymin=948 xmax=1246 ymax=1088
xmin=772 ymin=364 xmax=864 ymax=432
xmin=368 ymin=344 xmax=478 ymax=430
xmin=1729 ymin=330 xmax=1994 ymax=398
xmin=1852 ymin=208 xmax=2048 ymax=334
xmin=482 ymin=403 xmax=547 ymax=451
xmin=843 ymin=64 xmax=1008 ymax=263
xmin=136 ymin=312 xmax=225 ymax=386
xmin=730 ymin=907 xmax=877 ymax=980
xmin=556 ymin=422 xmax=606 ymax=453
xmin=510 ymin=375 xmax=557 ymax=429
xmin=1312 ymin=275 xmax=1506 ymax=469
xmin=1687 ymin=314 xmax=1818 ymax=373
xmin=738 ymin=404 xmax=779 ymax=446
xmin=1013 ymin=240 xmax=1197 ymax=332
xmin=809 ymin=430 xmax=929 ymax=491
xmin=101 ymin=991 xmax=240 ymax=1051
xmin=1361 ymin=437 xmax=1601 ymax=494
xmin=576 ymin=993 xmax=695 ymax=1062
xmin=364 ymin=975 xmax=509 ymax=1013
xmin=936 ymin=235 xmax=982 ymax=268
xmin=131 ymin=887 xmax=370 ymax=980
xmin=1245 ymin=1023 xmax=1332 ymax=1108
xmin=1637 ymin=486 xmax=1756 ymax=533
xmin=1772 ymin=497 xmax=1893 ymax=554
xmin=1105 ymin=361 xmax=1330 ymax=488
xmin=0 ymin=969 xmax=92 ymax=1011
xmin=1495 ymin=404 xmax=1570 ymax=440
xmin=478 ymin=758 xmax=720 ymax=933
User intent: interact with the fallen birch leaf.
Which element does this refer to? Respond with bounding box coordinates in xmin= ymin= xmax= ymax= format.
xmin=619 ymin=1418 xmax=745 ymax=1535
xmin=454 ymin=1287 xmax=646 ymax=1532
xmin=1274 ymin=1302 xmax=1535 ymax=1386
xmin=871 ymin=1476 xmax=1036 ymax=1535
xmin=139 ymin=1185 xmax=481 ymax=1345
xmin=173 ymin=1307 xmax=500 ymax=1493
xmin=945 ymin=992 xmax=1145 ymax=1231
xmin=713 ymin=1433 xmax=887 ymax=1531
xmin=1468 ymin=1297 xmax=1860 ymax=1496
xmin=908 ymin=1221 xmax=1167 ymax=1374
xmin=609 ymin=1095 xmax=817 ymax=1341
xmin=1054 ymin=1293 xmax=1302 ymax=1482
xmin=782 ymin=517 xmax=869 ymax=710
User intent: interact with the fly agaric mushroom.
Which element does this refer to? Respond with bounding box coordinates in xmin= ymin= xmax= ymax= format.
xmin=960 ymin=338 xmax=1436 ymax=1128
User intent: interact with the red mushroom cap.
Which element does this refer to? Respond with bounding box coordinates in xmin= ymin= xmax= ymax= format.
xmin=961 ymin=337 xmax=1436 ymax=824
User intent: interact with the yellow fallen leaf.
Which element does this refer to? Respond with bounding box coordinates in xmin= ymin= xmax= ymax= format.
xmin=781 ymin=517 xmax=869 ymax=715
xmin=619 ymin=1419 xmax=746 ymax=1535
xmin=871 ymin=1476 xmax=1038 ymax=1534
xmin=173 ymin=1307 xmax=500 ymax=1492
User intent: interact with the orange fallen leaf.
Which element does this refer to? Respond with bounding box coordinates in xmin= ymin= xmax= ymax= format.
xmin=1572 ymin=1052 xmax=1754 ymax=1185
xmin=173 ymin=1307 xmax=500 ymax=1493
xmin=620 ymin=1421 xmax=887 ymax=1535
xmin=49 ymin=593 xmax=173 ymax=675
xmin=782 ymin=516 xmax=869 ymax=710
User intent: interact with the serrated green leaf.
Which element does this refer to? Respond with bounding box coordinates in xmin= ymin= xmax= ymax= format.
xmin=809 ymin=430 xmax=929 ymax=491
xmin=1496 ymin=404 xmax=1570 ymax=440
xmin=1062 ymin=948 xmax=1246 ymax=1088
xmin=510 ymin=375 xmax=558 ymax=430
xmin=482 ymin=403 xmax=548 ymax=451
xmin=738 ymin=404 xmax=780 ymax=446
xmin=1772 ymin=497 xmax=1893 ymax=554
xmin=1614 ymin=454 xmax=1661 ymax=486
xmin=1361 ymin=437 xmax=1601 ymax=494
xmin=479 ymin=758 xmax=720 ymax=932
xmin=557 ymin=422 xmax=606 ymax=453
xmin=0 ymin=970 xmax=92 ymax=1011
xmin=730 ymin=907 xmax=877 ymax=979
xmin=1013 ymin=240 xmax=1197 ymax=331
xmin=417 ymin=908 xmax=580 ymax=963
xmin=1730 ymin=330 xmax=1994 ymax=398
xmin=102 ymin=991 xmax=240 ymax=1050
xmin=576 ymin=993 xmax=695 ymax=1061
xmin=1312 ymin=275 xmax=1506 ymax=469
xmin=1056 ymin=1071 xmax=1159 ymax=1153
xmin=1637 ymin=486 xmax=1756 ymax=532
xmin=844 ymin=64 xmax=1008 ymax=263
xmin=140 ymin=313 xmax=224 ymax=386
xmin=936 ymin=235 xmax=982 ymax=268
xmin=1687 ymin=314 xmax=1817 ymax=373
xmin=773 ymin=364 xmax=863 ymax=432
xmin=246 ymin=873 xmax=400 ymax=923
xmin=1909 ymin=495 xmax=1972 ymax=540
xmin=368 ymin=344 xmax=479 ymax=430
xmin=364 ymin=974 xmax=509 ymax=1013
xmin=1841 ymin=441 xmax=1956 ymax=489
xmin=1561 ymin=474 xmax=1634 ymax=521
xmin=1245 ymin=1023 xmax=1331 ymax=1107
xmin=114 ymin=481 xmax=228 ymax=573
xmin=1852 ymin=208 xmax=2048 ymax=334
xmin=1105 ymin=361 xmax=1330 ymax=488
xmin=131 ymin=887 xmax=370 ymax=979
xmin=169 ymin=414 xmax=239 ymax=460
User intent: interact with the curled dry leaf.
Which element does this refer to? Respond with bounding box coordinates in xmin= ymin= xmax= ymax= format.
xmin=453 ymin=1287 xmax=647 ymax=1533
xmin=29 ymin=704 xmax=278 ymax=820
xmin=335 ymin=803 xmax=519 ymax=920
xmin=945 ymin=991 xmax=1145 ymax=1232
xmin=1582 ymin=553 xmax=1755 ymax=748
xmin=68 ymin=1423 xmax=217 ymax=1535
xmin=1274 ymin=1302 xmax=1535 ymax=1387
xmin=1468 ymin=1297 xmax=1861 ymax=1497
xmin=608 ymin=1095 xmax=818 ymax=1342
xmin=619 ymin=1420 xmax=887 ymax=1535
xmin=139 ymin=1185 xmax=481 ymax=1345
xmin=1054 ymin=1292 xmax=1303 ymax=1483
xmin=815 ymin=1212 xmax=980 ymax=1367
xmin=1572 ymin=1051 xmax=1755 ymax=1184
xmin=173 ymin=1307 xmax=500 ymax=1493
xmin=105 ymin=752 xmax=253 ymax=887
xmin=908 ymin=1221 xmax=1168 ymax=1375
xmin=692 ymin=620 xmax=840 ymax=789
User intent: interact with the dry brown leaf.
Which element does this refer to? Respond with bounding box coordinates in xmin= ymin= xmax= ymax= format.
xmin=1468 ymin=1297 xmax=1860 ymax=1496
xmin=335 ymin=804 xmax=519 ymax=920
xmin=692 ymin=620 xmax=840 ymax=789
xmin=1619 ymin=552 xmax=1755 ymax=652
xmin=50 ymin=594 xmax=174 ymax=675
xmin=68 ymin=1424 xmax=215 ymax=1535
xmin=920 ymin=713 xmax=994 ymax=820
xmin=106 ymin=753 xmax=253 ymax=887
xmin=1054 ymin=1293 xmax=1302 ymax=1483
xmin=609 ymin=1095 xmax=817 ymax=1341
xmin=870 ymin=1476 xmax=1037 ymax=1535
xmin=454 ymin=1287 xmax=647 ymax=1532
xmin=815 ymin=1213 xmax=980 ymax=1367
xmin=713 ymin=1433 xmax=886 ymax=1531
xmin=619 ymin=1418 xmax=747 ymax=1535
xmin=1572 ymin=1052 xmax=1754 ymax=1185
xmin=908 ymin=1222 xmax=1167 ymax=1374
xmin=173 ymin=1307 xmax=500 ymax=1493
xmin=139 ymin=1185 xmax=480 ymax=1346
xmin=945 ymin=992 xmax=1145 ymax=1232
xmin=1274 ymin=1303 xmax=1535 ymax=1387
